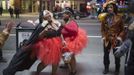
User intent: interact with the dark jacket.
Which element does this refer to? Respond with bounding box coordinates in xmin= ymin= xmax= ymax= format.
xmin=115 ymin=20 xmax=134 ymax=75
xmin=125 ymin=30 xmax=134 ymax=75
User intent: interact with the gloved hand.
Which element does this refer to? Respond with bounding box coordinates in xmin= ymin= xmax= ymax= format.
xmin=114 ymin=47 xmax=124 ymax=58
xmin=114 ymin=39 xmax=132 ymax=58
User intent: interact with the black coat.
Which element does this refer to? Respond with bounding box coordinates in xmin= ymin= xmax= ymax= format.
xmin=3 ymin=23 xmax=47 ymax=75
xmin=125 ymin=30 xmax=134 ymax=75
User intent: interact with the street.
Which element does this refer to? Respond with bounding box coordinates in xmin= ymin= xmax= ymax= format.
xmin=0 ymin=14 xmax=125 ymax=75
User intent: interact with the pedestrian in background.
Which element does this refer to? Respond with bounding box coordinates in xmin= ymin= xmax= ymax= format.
xmin=0 ymin=22 xmax=13 ymax=62
xmin=98 ymin=1 xmax=126 ymax=75
xmin=0 ymin=20 xmax=1 ymax=25
xmin=14 ymin=7 xmax=20 ymax=18
xmin=0 ymin=6 xmax=3 ymax=16
xmin=8 ymin=6 xmax=14 ymax=18
xmin=90 ymin=3 xmax=97 ymax=19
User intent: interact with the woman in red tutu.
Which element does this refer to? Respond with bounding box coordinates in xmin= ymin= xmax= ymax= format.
xmin=60 ymin=9 xmax=88 ymax=75
xmin=32 ymin=10 xmax=62 ymax=75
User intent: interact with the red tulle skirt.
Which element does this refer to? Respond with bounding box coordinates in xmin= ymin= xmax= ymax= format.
xmin=63 ymin=28 xmax=88 ymax=54
xmin=33 ymin=37 xmax=62 ymax=65
xmin=33 ymin=28 xmax=88 ymax=65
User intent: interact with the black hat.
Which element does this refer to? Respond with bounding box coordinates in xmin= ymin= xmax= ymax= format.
xmin=63 ymin=7 xmax=74 ymax=15
xmin=63 ymin=9 xmax=73 ymax=15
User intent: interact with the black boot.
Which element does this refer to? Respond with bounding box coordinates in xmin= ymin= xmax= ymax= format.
xmin=0 ymin=20 xmax=1 ymax=25
xmin=115 ymin=65 xmax=120 ymax=75
xmin=0 ymin=48 xmax=6 ymax=63
xmin=103 ymin=66 xmax=109 ymax=74
xmin=3 ymin=68 xmax=15 ymax=75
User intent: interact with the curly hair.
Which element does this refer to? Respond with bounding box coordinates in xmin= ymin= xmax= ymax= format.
xmin=105 ymin=3 xmax=118 ymax=14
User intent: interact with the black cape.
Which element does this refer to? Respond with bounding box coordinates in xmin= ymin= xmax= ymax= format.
xmin=3 ymin=22 xmax=46 ymax=75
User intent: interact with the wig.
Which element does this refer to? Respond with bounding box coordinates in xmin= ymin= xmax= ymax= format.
xmin=105 ymin=3 xmax=118 ymax=14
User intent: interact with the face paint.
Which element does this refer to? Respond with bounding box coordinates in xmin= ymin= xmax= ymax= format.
xmin=107 ymin=4 xmax=114 ymax=14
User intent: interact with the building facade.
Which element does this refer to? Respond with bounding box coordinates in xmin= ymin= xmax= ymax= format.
xmin=4 ymin=0 xmax=87 ymax=13
xmin=55 ymin=0 xmax=86 ymax=12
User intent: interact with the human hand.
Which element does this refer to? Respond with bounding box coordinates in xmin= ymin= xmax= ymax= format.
xmin=114 ymin=47 xmax=124 ymax=58
xmin=3 ymin=22 xmax=14 ymax=33
xmin=101 ymin=37 xmax=105 ymax=42
xmin=116 ymin=37 xmax=122 ymax=46
xmin=62 ymin=40 xmax=67 ymax=48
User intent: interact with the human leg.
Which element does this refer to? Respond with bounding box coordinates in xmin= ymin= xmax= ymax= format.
xmin=0 ymin=48 xmax=3 ymax=59
xmin=36 ymin=62 xmax=47 ymax=74
xmin=113 ymin=48 xmax=120 ymax=75
xmin=103 ymin=42 xmax=111 ymax=74
xmin=0 ymin=48 xmax=7 ymax=62
xmin=51 ymin=64 xmax=59 ymax=75
xmin=68 ymin=54 xmax=77 ymax=75
xmin=3 ymin=48 xmax=37 ymax=75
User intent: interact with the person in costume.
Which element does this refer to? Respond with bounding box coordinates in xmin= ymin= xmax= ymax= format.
xmin=32 ymin=10 xmax=62 ymax=75
xmin=59 ymin=9 xmax=88 ymax=75
xmin=0 ymin=22 xmax=13 ymax=62
xmin=98 ymin=1 xmax=126 ymax=75
xmin=114 ymin=21 xmax=134 ymax=75
xmin=114 ymin=1 xmax=134 ymax=75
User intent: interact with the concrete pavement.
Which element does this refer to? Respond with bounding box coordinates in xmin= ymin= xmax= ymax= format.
xmin=0 ymin=38 xmax=125 ymax=75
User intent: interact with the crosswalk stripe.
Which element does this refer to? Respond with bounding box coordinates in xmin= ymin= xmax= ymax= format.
xmin=87 ymin=36 xmax=101 ymax=38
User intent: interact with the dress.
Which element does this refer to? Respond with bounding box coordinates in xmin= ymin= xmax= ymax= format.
xmin=33 ymin=20 xmax=62 ymax=65
xmin=61 ymin=20 xmax=88 ymax=54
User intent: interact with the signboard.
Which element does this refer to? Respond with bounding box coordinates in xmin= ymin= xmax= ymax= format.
xmin=16 ymin=28 xmax=34 ymax=50
xmin=18 ymin=32 xmax=32 ymax=46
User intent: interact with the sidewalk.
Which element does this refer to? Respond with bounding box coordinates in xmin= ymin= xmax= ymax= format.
xmin=0 ymin=49 xmax=125 ymax=75
xmin=1 ymin=13 xmax=39 ymax=17
xmin=1 ymin=13 xmax=99 ymax=20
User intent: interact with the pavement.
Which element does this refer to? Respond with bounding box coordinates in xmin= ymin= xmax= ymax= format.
xmin=0 ymin=39 xmax=125 ymax=75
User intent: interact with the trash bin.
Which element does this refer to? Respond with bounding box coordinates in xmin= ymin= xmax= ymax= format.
xmin=16 ymin=22 xmax=35 ymax=50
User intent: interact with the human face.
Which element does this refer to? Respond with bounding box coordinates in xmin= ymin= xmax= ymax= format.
xmin=43 ymin=14 xmax=51 ymax=21
xmin=63 ymin=13 xmax=70 ymax=22
xmin=63 ymin=13 xmax=70 ymax=19
xmin=107 ymin=4 xmax=114 ymax=14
